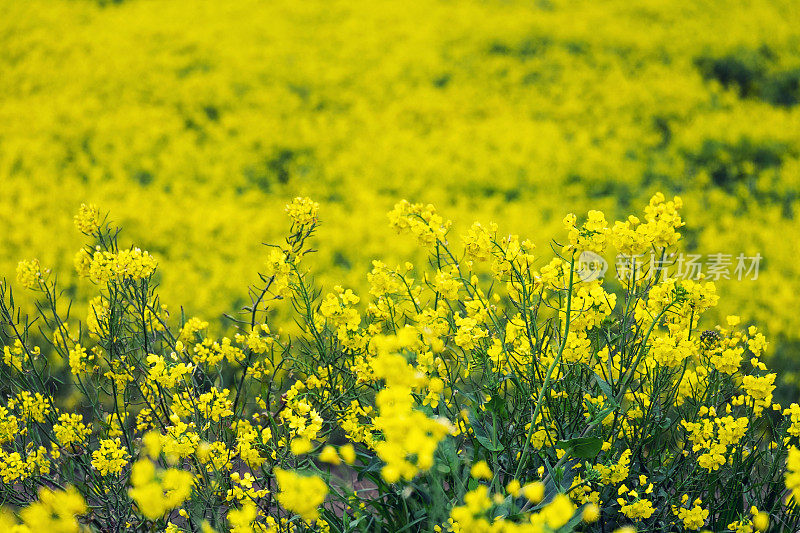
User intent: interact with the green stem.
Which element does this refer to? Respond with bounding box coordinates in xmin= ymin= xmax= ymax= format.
xmin=514 ymin=252 xmax=576 ymax=481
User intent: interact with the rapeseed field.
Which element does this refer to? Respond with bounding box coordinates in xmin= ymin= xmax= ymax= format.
xmin=2 ymin=1 xmax=800 ymax=531
xmin=2 ymin=0 xmax=799 ymax=338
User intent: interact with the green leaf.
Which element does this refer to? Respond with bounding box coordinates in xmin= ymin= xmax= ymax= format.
xmin=435 ymin=436 xmax=458 ymax=468
xmin=468 ymin=410 xmax=504 ymax=452
xmin=475 ymin=433 xmax=504 ymax=452
xmin=594 ymin=373 xmax=615 ymax=399
xmin=486 ymin=394 xmax=509 ymax=418
xmin=356 ymin=454 xmax=383 ymax=481
xmin=490 ymin=495 xmax=513 ymax=519
xmin=557 ymin=436 xmax=603 ymax=459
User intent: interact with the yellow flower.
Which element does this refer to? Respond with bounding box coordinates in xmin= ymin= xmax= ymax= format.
xmin=470 ymin=460 xmax=493 ymax=480
xmin=68 ymin=343 xmax=94 ymax=375
xmin=91 ymin=438 xmax=129 ymax=476
xmin=228 ymin=501 xmax=257 ymax=533
xmin=388 ymin=200 xmax=451 ymax=248
xmin=274 ymin=468 xmax=328 ymax=521
xmin=74 ymin=203 xmax=101 ymax=234
xmin=319 ymin=445 xmax=340 ymax=465
xmin=539 ymin=493 xmax=576 ymax=529
xmin=339 ymin=444 xmax=356 ymax=465
xmin=74 ymin=248 xmax=93 ymax=278
xmin=128 ymin=460 xmax=193 ymax=520
xmin=522 ymin=481 xmax=545 ymax=504
xmin=290 ymin=437 xmax=312 ymax=456
xmin=53 ymin=413 xmax=91 ymax=447
xmin=88 ymin=247 xmax=157 ymax=284
xmin=16 ymin=259 xmax=46 ymax=289
xmin=620 ymin=498 xmax=655 ymax=521
xmin=285 ymin=197 xmax=319 ymax=226
xmin=678 ymin=503 xmax=709 ymax=530
xmin=753 ymin=511 xmax=769 ymax=531
xmin=18 ymin=486 xmax=86 ymax=532
xmin=583 ymin=503 xmax=600 ymax=523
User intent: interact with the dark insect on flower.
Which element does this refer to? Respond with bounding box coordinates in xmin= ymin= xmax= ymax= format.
xmin=700 ymin=329 xmax=721 ymax=347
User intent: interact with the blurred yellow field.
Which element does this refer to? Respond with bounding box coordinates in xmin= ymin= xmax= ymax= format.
xmin=4 ymin=2 xmax=800 ymax=530
xmin=2 ymin=0 xmax=799 ymax=338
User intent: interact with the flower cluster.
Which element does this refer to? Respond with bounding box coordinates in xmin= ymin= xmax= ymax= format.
xmin=73 ymin=203 xmax=102 ymax=235
xmin=389 ymin=200 xmax=452 ymax=248
xmin=274 ymin=468 xmax=328 ymax=521
xmin=285 ymin=196 xmax=320 ymax=226
xmin=85 ymin=247 xmax=158 ymax=284
xmin=0 ymin=197 xmax=799 ymax=532
xmin=2 ymin=0 xmax=800 ymax=379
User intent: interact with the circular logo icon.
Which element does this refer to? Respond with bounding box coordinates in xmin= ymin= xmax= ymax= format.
xmin=576 ymin=251 xmax=608 ymax=282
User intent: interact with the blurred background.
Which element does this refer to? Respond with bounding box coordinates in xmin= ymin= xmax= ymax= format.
xmin=1 ymin=0 xmax=799 ymax=389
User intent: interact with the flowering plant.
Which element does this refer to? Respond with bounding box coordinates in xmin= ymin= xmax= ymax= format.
xmin=1 ymin=195 xmax=798 ymax=532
